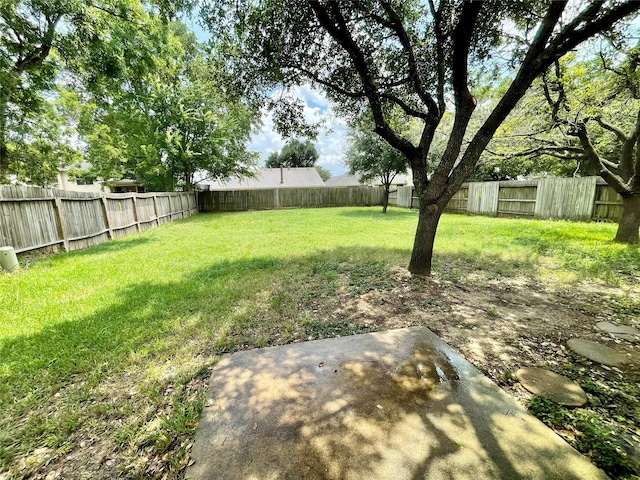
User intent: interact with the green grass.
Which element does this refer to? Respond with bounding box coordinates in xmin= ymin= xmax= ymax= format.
xmin=0 ymin=207 xmax=638 ymax=478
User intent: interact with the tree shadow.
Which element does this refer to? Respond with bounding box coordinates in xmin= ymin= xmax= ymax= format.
xmin=0 ymin=244 xmax=612 ymax=478
xmin=338 ymin=208 xmax=419 ymax=220
xmin=190 ymin=328 xmax=606 ymax=479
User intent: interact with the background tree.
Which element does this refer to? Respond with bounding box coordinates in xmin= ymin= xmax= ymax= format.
xmin=315 ymin=165 xmax=331 ymax=182
xmin=11 ymin=16 xmax=261 ymax=191
xmin=204 ymin=0 xmax=640 ymax=275
xmin=345 ymin=125 xmax=407 ymax=213
xmin=484 ymin=48 xmax=640 ymax=243
xmin=77 ymin=34 xmax=260 ymax=191
xmin=0 ymin=0 xmax=161 ymax=180
xmin=265 ymin=138 xmax=319 ymax=168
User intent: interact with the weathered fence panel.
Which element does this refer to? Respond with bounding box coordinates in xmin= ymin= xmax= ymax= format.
xmin=534 ymin=176 xmax=597 ymax=221
xmin=467 ymin=182 xmax=499 ymax=215
xmin=497 ymin=180 xmax=537 ymax=217
xmin=593 ymin=184 xmax=623 ymax=222
xmin=198 ymin=186 xmax=385 ymax=212
xmin=60 ymin=197 xmax=111 ymax=249
xmin=0 ymin=186 xmax=196 ymax=256
xmin=396 ymin=186 xmax=414 ymax=209
xmin=447 ymin=187 xmax=468 ymax=213
xmin=440 ymin=176 xmax=621 ymax=223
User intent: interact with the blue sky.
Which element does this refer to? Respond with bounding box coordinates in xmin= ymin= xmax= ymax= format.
xmin=185 ymin=15 xmax=349 ymax=176
xmin=248 ymin=86 xmax=349 ymax=176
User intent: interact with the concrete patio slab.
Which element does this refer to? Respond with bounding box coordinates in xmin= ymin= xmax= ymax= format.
xmin=187 ymin=327 xmax=607 ymax=480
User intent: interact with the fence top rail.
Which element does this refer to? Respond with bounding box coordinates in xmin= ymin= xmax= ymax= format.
xmin=102 ymin=192 xmax=192 ymax=200
xmin=0 ymin=197 xmax=54 ymax=203
xmin=207 ymin=185 xmax=379 ymax=193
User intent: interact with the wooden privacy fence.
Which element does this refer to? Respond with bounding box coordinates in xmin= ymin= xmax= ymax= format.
xmin=392 ymin=176 xmax=623 ymax=222
xmin=0 ymin=186 xmax=197 ymax=254
xmin=198 ymin=186 xmax=385 ymax=212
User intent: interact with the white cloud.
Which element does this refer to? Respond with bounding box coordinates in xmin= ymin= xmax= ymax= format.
xmin=248 ymin=86 xmax=349 ymax=176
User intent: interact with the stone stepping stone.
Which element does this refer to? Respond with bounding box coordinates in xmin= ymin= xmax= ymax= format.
xmin=567 ymin=338 xmax=626 ymax=367
xmin=596 ymin=321 xmax=640 ymax=343
xmin=516 ymin=367 xmax=587 ymax=407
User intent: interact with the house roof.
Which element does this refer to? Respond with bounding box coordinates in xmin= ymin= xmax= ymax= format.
xmin=325 ymin=173 xmax=364 ymax=187
xmin=202 ymin=167 xmax=325 ymax=190
xmin=325 ymin=172 xmax=413 ymax=187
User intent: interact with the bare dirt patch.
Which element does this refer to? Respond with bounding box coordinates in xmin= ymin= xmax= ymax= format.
xmin=310 ymin=265 xmax=640 ymax=479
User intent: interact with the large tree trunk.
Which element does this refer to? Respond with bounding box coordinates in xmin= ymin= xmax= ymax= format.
xmin=408 ymin=203 xmax=443 ymax=275
xmin=614 ymin=194 xmax=640 ymax=244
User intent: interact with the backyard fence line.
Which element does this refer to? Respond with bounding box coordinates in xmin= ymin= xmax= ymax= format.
xmin=0 ymin=186 xmax=197 ymax=255
xmin=391 ymin=176 xmax=623 ymax=223
xmin=198 ymin=185 xmax=386 ymax=212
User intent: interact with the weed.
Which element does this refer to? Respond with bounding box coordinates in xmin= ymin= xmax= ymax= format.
xmin=527 ymin=396 xmax=634 ymax=476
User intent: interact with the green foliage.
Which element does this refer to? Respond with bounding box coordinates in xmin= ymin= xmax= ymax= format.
xmin=345 ymin=126 xmax=407 ymax=185
xmin=315 ymin=165 xmax=332 ymax=182
xmin=265 ymin=138 xmax=319 ymax=168
xmin=0 ymin=0 xmax=160 ymax=178
xmin=527 ymin=396 xmax=635 ymax=476
xmin=1 ymin=2 xmax=259 ymax=190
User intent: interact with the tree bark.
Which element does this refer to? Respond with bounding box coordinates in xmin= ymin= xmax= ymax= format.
xmin=382 ymin=186 xmax=389 ymax=213
xmin=614 ymin=194 xmax=640 ymax=244
xmin=408 ymin=202 xmax=443 ymax=275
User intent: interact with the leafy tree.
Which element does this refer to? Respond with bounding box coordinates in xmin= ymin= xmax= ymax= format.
xmin=67 ymin=22 xmax=260 ymax=191
xmin=0 ymin=0 xmax=166 ymax=180
xmin=265 ymin=138 xmax=319 ymax=168
xmin=486 ymin=49 xmax=640 ymax=243
xmin=345 ymin=126 xmax=407 ymax=213
xmin=315 ymin=165 xmax=332 ymax=182
xmin=204 ymin=0 xmax=640 ymax=275
xmin=7 ymin=95 xmax=82 ymax=186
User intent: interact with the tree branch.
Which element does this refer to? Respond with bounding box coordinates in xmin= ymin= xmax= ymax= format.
xmin=308 ymin=1 xmax=418 ymax=159
xmin=379 ymin=1 xmax=438 ymax=116
xmin=593 ymin=116 xmax=628 ymax=143
xmin=12 ymin=14 xmax=62 ymax=74
xmin=431 ymin=1 xmax=481 ymax=191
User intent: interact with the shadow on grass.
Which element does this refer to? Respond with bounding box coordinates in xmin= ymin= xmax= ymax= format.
xmin=0 ymin=241 xmax=600 ymax=479
xmin=66 ymin=235 xmax=157 ymax=257
xmin=338 ymin=208 xmax=419 ymax=220
xmin=0 ymin=233 xmax=635 ymax=477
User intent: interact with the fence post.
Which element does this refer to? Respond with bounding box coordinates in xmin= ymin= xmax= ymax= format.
xmin=100 ymin=195 xmax=114 ymax=239
xmin=132 ymin=194 xmax=141 ymax=231
xmin=152 ymin=194 xmax=160 ymax=225
xmin=53 ymin=197 xmax=70 ymax=251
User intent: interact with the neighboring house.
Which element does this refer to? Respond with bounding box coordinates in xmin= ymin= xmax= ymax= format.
xmin=200 ymin=167 xmax=325 ymax=190
xmin=324 ymin=172 xmax=364 ymax=187
xmin=325 ymin=170 xmax=413 ymax=188
xmin=112 ymin=179 xmax=146 ymax=193
xmin=57 ymin=165 xmax=146 ymax=193
xmin=57 ymin=168 xmax=106 ymax=193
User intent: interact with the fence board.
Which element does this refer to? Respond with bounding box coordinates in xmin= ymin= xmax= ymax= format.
xmin=593 ymin=185 xmax=623 ymax=222
xmin=446 ymin=187 xmax=468 ymax=212
xmin=467 ymin=182 xmax=499 ymax=215
xmin=534 ymin=177 xmax=596 ymax=221
xmin=198 ymin=186 xmax=385 ymax=212
xmin=0 ymin=186 xmax=195 ymax=257
xmin=497 ymin=184 xmax=537 ymax=217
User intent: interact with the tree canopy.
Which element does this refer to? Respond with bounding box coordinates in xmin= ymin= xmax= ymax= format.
xmin=484 ymin=46 xmax=640 ymax=242
xmin=1 ymin=1 xmax=259 ymax=190
xmin=265 ymin=138 xmax=319 ymax=168
xmin=345 ymin=122 xmax=407 ymax=213
xmin=203 ymin=0 xmax=640 ymax=274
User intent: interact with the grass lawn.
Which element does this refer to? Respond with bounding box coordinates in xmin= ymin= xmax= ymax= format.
xmin=1 ymin=207 xmax=639 ymax=479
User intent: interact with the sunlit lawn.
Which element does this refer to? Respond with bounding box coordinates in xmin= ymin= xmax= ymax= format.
xmin=1 ymin=207 xmax=638 ymax=478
